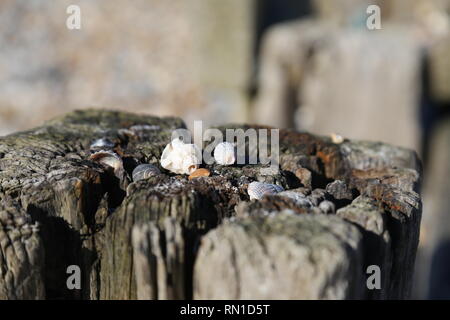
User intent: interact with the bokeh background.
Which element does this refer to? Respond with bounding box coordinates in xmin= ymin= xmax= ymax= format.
xmin=1 ymin=0 xmax=449 ymax=299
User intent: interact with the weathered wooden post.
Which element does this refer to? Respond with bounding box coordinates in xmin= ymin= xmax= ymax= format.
xmin=0 ymin=110 xmax=421 ymax=299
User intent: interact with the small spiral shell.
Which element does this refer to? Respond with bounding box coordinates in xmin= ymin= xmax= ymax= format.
xmin=132 ymin=164 xmax=161 ymax=182
xmin=89 ymin=150 xmax=123 ymax=177
xmin=247 ymin=181 xmax=284 ymax=200
xmin=214 ymin=142 xmax=235 ymax=165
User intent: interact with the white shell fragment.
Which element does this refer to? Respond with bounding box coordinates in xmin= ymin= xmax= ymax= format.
xmin=330 ymin=133 xmax=344 ymax=144
xmin=213 ymin=142 xmax=235 ymax=165
xmin=132 ymin=164 xmax=161 ymax=182
xmin=90 ymin=138 xmax=115 ymax=150
xmin=319 ymin=200 xmax=336 ymax=214
xmin=247 ymin=181 xmax=284 ymax=200
xmin=160 ymin=138 xmax=202 ymax=175
xmin=89 ymin=150 xmax=124 ymax=177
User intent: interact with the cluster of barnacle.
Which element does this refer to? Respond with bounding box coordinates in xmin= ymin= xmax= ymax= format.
xmin=87 ymin=133 xmax=352 ymax=215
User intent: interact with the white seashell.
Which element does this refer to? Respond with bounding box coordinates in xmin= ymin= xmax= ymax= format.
xmin=247 ymin=181 xmax=284 ymax=200
xmin=214 ymin=142 xmax=235 ymax=165
xmin=160 ymin=138 xmax=201 ymax=175
xmin=330 ymin=133 xmax=344 ymax=144
xmin=90 ymin=138 xmax=115 ymax=150
xmin=89 ymin=150 xmax=124 ymax=176
xmin=132 ymin=164 xmax=161 ymax=182
xmin=319 ymin=200 xmax=336 ymax=214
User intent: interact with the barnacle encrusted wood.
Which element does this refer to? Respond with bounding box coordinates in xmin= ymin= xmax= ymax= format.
xmin=0 ymin=109 xmax=422 ymax=300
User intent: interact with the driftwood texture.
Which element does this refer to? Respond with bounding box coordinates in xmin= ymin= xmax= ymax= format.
xmin=0 ymin=109 xmax=421 ymax=300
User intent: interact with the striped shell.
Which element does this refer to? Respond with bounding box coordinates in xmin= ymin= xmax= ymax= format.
xmin=247 ymin=181 xmax=284 ymax=200
xmin=132 ymin=164 xmax=161 ymax=182
xmin=89 ymin=150 xmax=123 ymax=177
xmin=213 ymin=142 xmax=235 ymax=165
xmin=160 ymin=138 xmax=201 ymax=175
